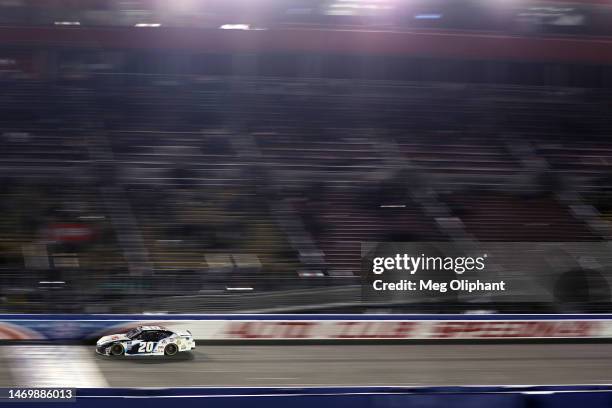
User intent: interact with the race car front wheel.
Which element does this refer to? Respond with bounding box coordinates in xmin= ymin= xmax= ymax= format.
xmin=110 ymin=344 xmax=124 ymax=356
xmin=164 ymin=344 xmax=178 ymax=356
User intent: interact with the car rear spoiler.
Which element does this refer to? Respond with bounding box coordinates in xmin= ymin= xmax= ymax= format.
xmin=177 ymin=329 xmax=192 ymax=337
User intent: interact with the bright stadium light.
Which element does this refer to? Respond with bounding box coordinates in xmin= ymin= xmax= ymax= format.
xmin=134 ymin=23 xmax=161 ymax=27
xmin=219 ymin=24 xmax=250 ymax=30
xmin=414 ymin=14 xmax=442 ymax=19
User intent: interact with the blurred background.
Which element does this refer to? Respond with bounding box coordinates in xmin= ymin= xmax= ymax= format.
xmin=1 ymin=0 xmax=612 ymax=314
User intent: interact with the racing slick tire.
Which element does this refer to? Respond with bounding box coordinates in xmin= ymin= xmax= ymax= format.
xmin=110 ymin=343 xmax=124 ymax=356
xmin=164 ymin=343 xmax=178 ymax=356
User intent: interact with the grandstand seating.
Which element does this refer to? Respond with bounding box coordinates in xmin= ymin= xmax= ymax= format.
xmin=1 ymin=75 xmax=611 ymax=311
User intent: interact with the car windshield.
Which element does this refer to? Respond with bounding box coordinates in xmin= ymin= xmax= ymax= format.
xmin=125 ymin=328 xmax=142 ymax=339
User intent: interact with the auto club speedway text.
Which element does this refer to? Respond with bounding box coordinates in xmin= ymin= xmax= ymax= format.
xmin=370 ymin=253 xmax=506 ymax=293
xmin=224 ymin=320 xmax=595 ymax=339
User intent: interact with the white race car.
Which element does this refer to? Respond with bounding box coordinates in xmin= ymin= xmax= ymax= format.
xmin=96 ymin=325 xmax=195 ymax=356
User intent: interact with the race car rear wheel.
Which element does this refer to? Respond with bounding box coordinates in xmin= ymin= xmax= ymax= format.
xmin=164 ymin=343 xmax=178 ymax=356
xmin=110 ymin=343 xmax=124 ymax=356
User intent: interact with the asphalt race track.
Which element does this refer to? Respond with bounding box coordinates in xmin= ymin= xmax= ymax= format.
xmin=2 ymin=344 xmax=612 ymax=387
